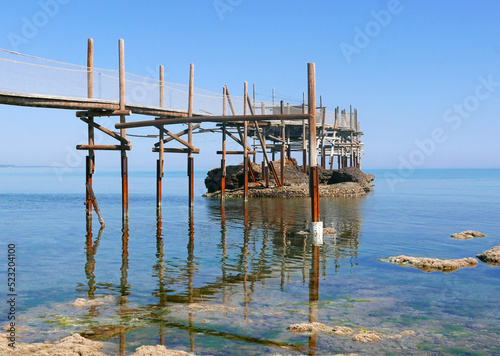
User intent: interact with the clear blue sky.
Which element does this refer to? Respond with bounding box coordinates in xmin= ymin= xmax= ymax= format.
xmin=1 ymin=0 xmax=500 ymax=172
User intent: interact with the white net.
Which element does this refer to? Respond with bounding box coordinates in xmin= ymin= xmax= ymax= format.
xmin=0 ymin=48 xmax=349 ymax=126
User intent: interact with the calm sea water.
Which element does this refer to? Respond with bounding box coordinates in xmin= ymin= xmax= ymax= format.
xmin=1 ymin=167 xmax=499 ymax=355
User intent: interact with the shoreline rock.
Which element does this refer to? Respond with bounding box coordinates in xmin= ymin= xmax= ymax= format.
xmin=477 ymin=246 xmax=500 ymax=266
xmin=385 ymin=255 xmax=478 ymax=273
xmin=1 ymin=333 xmax=193 ymax=356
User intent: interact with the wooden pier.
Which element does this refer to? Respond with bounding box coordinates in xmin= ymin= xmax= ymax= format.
xmin=0 ymin=39 xmax=364 ymax=236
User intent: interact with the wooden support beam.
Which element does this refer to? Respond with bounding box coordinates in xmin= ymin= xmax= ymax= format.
xmin=80 ymin=117 xmax=129 ymax=144
xmin=86 ymin=182 xmax=105 ymax=226
xmin=76 ymin=109 xmax=131 ymax=117
xmin=115 ymin=113 xmax=310 ymax=129
xmin=154 ymin=124 xmax=201 ymax=146
xmin=225 ymin=86 xmax=237 ymax=116
xmin=77 ymin=144 xmax=131 ymax=150
xmin=152 ymin=147 xmax=200 ymax=154
xmin=155 ymin=126 xmax=197 ymax=150
xmin=216 ymin=151 xmax=256 ymax=155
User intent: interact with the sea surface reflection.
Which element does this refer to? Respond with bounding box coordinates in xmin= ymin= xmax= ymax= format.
xmin=79 ymin=197 xmax=367 ymax=355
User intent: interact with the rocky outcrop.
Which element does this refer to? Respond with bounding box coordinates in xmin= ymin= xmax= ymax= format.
xmin=385 ymin=255 xmax=478 ymax=272
xmin=204 ymin=161 xmax=374 ymax=197
xmin=318 ymin=166 xmax=375 ymax=191
xmin=205 ymin=163 xmax=262 ymax=193
xmin=451 ymin=230 xmax=486 ymax=240
xmin=477 ymin=246 xmax=500 ymax=265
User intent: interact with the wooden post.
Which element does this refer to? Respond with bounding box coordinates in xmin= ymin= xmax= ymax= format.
xmin=157 ymin=65 xmax=165 ymax=211
xmin=302 ymin=92 xmax=307 ymax=173
xmin=243 ymin=82 xmax=249 ymax=200
xmin=86 ymin=38 xmax=94 ymax=222
xmin=118 ymin=39 xmax=128 ymax=223
xmin=320 ymin=107 xmax=326 ymax=169
xmin=188 ymin=64 xmax=194 ymax=208
xmin=280 ymin=101 xmax=285 ymax=187
xmin=308 ymin=63 xmax=322 ymax=244
xmin=221 ymin=86 xmax=227 ymax=200
xmin=260 ymin=101 xmax=268 ymax=187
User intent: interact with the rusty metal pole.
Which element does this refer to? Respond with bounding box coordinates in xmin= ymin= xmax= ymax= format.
xmin=157 ymin=65 xmax=165 ymax=212
xmin=221 ymin=86 xmax=227 ymax=200
xmin=118 ymin=39 xmax=128 ymax=223
xmin=308 ymin=63 xmax=322 ymax=245
xmin=243 ymin=82 xmax=249 ymax=200
xmin=86 ymin=38 xmax=94 ymax=224
xmin=188 ymin=64 xmax=194 ymax=208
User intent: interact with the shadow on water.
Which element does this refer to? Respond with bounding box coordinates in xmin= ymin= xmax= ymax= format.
xmin=77 ymin=197 xmax=367 ymax=354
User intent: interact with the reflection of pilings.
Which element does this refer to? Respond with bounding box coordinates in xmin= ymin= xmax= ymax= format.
xmin=154 ymin=213 xmax=166 ymax=345
xmin=308 ymin=245 xmax=320 ymax=356
xmin=119 ymin=223 xmax=129 ymax=356
xmin=187 ymin=209 xmax=195 ymax=352
xmin=242 ymin=202 xmax=250 ymax=321
xmin=220 ymin=202 xmax=228 ymax=303
xmin=84 ymin=224 xmax=104 ymax=300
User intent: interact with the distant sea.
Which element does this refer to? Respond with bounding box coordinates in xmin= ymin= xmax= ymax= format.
xmin=1 ymin=167 xmax=499 ymax=355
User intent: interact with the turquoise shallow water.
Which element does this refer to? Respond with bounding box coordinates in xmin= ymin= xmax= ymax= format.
xmin=1 ymin=167 xmax=499 ymax=355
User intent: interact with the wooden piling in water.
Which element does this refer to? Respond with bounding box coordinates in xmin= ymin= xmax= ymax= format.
xmin=308 ymin=63 xmax=320 ymax=226
xmin=243 ymin=82 xmax=249 ymax=200
xmin=118 ymin=39 xmax=129 ymax=223
xmin=221 ymin=86 xmax=227 ymax=200
xmin=280 ymin=101 xmax=285 ymax=187
xmin=86 ymin=38 xmax=94 ymax=222
xmin=157 ymin=65 xmax=165 ymax=211
xmin=188 ymin=63 xmax=195 ymax=208
xmin=302 ymin=93 xmax=307 ymax=173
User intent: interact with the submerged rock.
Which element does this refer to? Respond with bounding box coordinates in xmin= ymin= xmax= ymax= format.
xmin=331 ymin=326 xmax=354 ymax=336
xmin=387 ymin=330 xmax=416 ymax=339
xmin=477 ymin=246 xmax=500 ymax=265
xmin=70 ymin=296 xmax=115 ymax=308
xmin=132 ymin=345 xmax=192 ymax=355
xmin=323 ymin=227 xmax=337 ymax=235
xmin=451 ymin=230 xmax=486 ymax=240
xmin=351 ymin=332 xmax=384 ymax=343
xmin=385 ymin=255 xmax=478 ymax=272
xmin=350 ymin=329 xmax=415 ymax=343
xmin=288 ymin=322 xmax=333 ymax=333
xmin=186 ymin=303 xmax=236 ymax=313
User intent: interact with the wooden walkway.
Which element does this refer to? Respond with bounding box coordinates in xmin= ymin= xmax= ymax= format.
xmin=0 ymin=39 xmax=364 ymax=242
